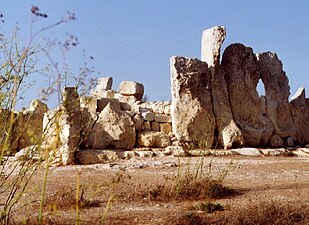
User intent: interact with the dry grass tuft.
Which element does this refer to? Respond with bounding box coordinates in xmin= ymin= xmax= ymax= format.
xmin=220 ymin=200 xmax=309 ymax=225
xmin=45 ymin=187 xmax=101 ymax=211
xmin=148 ymin=176 xmax=237 ymax=201
xmin=167 ymin=199 xmax=309 ymax=225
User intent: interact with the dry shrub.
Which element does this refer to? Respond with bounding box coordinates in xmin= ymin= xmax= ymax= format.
xmin=45 ymin=187 xmax=100 ymax=211
xmin=220 ymin=200 xmax=309 ymax=225
xmin=148 ymin=176 xmax=237 ymax=201
xmin=168 ymin=200 xmax=309 ymax=225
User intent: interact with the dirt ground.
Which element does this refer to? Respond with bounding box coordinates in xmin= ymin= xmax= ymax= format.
xmin=5 ymin=154 xmax=309 ymax=224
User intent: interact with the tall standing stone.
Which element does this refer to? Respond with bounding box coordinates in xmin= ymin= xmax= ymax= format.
xmin=290 ymin=87 xmax=309 ymax=145
xmin=201 ymin=26 xmax=226 ymax=65
xmin=170 ymin=56 xmax=215 ymax=148
xmin=201 ymin=26 xmax=243 ymax=149
xmin=257 ymin=52 xmax=296 ymax=143
xmin=222 ymin=44 xmax=274 ymax=146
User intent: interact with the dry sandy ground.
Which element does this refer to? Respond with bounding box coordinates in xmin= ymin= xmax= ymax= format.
xmin=4 ymin=154 xmax=309 ymax=224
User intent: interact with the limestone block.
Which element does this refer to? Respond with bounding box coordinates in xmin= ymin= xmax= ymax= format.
xmin=80 ymin=96 xmax=97 ymax=114
xmin=97 ymin=98 xmax=120 ymax=112
xmin=86 ymin=102 xmax=136 ymax=149
xmin=231 ymin=148 xmax=261 ymax=156
xmin=155 ymin=114 xmax=172 ymax=123
xmin=222 ymin=44 xmax=274 ymax=146
xmin=42 ymin=108 xmax=61 ymax=149
xmin=160 ymin=123 xmax=172 ymax=134
xmin=138 ymin=131 xmax=171 ymax=148
xmin=257 ymin=52 xmax=296 ymax=140
xmin=118 ymin=81 xmax=144 ymax=100
xmin=151 ymin=121 xmax=160 ymax=131
xmin=143 ymin=121 xmax=151 ymax=131
xmin=163 ymin=105 xmax=171 ymax=115
xmin=152 ymin=102 xmax=165 ymax=114
xmin=80 ymin=108 xmax=98 ymax=149
xmin=170 ymin=56 xmax=215 ymax=148
xmin=102 ymin=90 xmax=116 ymax=99
xmin=201 ymin=26 xmax=226 ymax=66
xmin=98 ymin=77 xmax=113 ymax=90
xmin=141 ymin=111 xmax=155 ymax=121
xmin=270 ymin=134 xmax=284 ymax=148
xmin=76 ymin=149 xmax=122 ymax=164
xmin=133 ymin=114 xmax=143 ymax=131
xmin=14 ymin=100 xmax=48 ymax=151
xmin=90 ymin=77 xmax=113 ymax=98
xmin=290 ymin=87 xmax=309 ymax=145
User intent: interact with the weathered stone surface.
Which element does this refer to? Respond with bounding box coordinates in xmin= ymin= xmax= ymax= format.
xmin=290 ymin=87 xmax=309 ymax=145
xmin=97 ymin=98 xmax=120 ymax=112
xmin=119 ymin=81 xmax=144 ymax=100
xmin=270 ymin=134 xmax=284 ymax=148
xmin=59 ymin=87 xmax=81 ymax=165
xmin=15 ymin=100 xmax=48 ymax=150
xmin=163 ymin=105 xmax=171 ymax=115
xmin=42 ymin=88 xmax=82 ymax=165
xmin=160 ymin=123 xmax=172 ymax=134
xmin=15 ymin=145 xmax=39 ymax=161
xmin=0 ymin=109 xmax=15 ymax=153
xmin=143 ymin=121 xmax=151 ymax=131
xmin=87 ymin=102 xmax=135 ymax=149
xmin=76 ymin=149 xmax=122 ymax=164
xmin=42 ymin=108 xmax=61 ymax=150
xmin=155 ymin=114 xmax=172 ymax=123
xmin=80 ymin=96 xmax=97 ymax=114
xmin=287 ymin=137 xmax=294 ymax=147
xmin=222 ymin=44 xmax=274 ymax=146
xmin=260 ymin=96 xmax=267 ymax=115
xmin=132 ymin=114 xmax=143 ymax=131
xmin=91 ymin=77 xmax=113 ymax=98
xmin=151 ymin=121 xmax=160 ymax=131
xmin=201 ymin=26 xmax=243 ymax=149
xmin=201 ymin=26 xmax=226 ymax=66
xmin=141 ymin=111 xmax=155 ymax=121
xmin=170 ymin=56 xmax=215 ymax=148
xmin=257 ymin=52 xmax=296 ymax=140
xmin=231 ymin=148 xmax=261 ymax=156
xmin=138 ymin=131 xmax=171 ymax=148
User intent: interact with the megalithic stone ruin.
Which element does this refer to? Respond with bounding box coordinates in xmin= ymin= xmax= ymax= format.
xmin=3 ymin=25 xmax=309 ymax=165
xmin=201 ymin=26 xmax=244 ymax=149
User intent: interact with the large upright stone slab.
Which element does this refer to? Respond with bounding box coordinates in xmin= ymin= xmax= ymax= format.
xmin=201 ymin=26 xmax=243 ymax=149
xmin=290 ymin=87 xmax=309 ymax=145
xmin=257 ymin=52 xmax=296 ymax=142
xmin=43 ymin=87 xmax=81 ymax=165
xmin=170 ymin=56 xmax=215 ymax=148
xmin=222 ymin=44 xmax=274 ymax=146
xmin=201 ymin=26 xmax=226 ymax=66
xmin=59 ymin=87 xmax=81 ymax=165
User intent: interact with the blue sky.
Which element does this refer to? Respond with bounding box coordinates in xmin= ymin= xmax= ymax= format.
xmin=1 ymin=1 xmax=309 ymax=108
